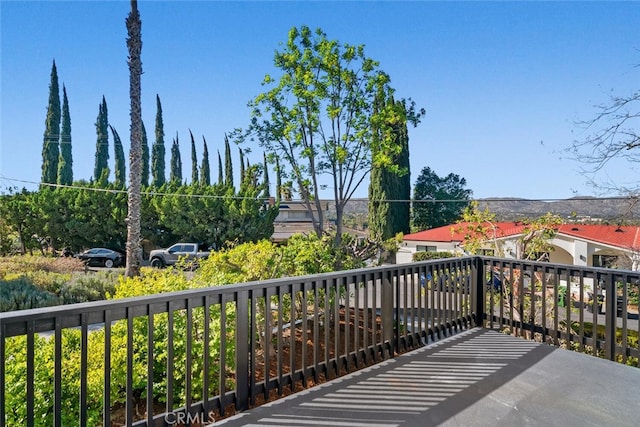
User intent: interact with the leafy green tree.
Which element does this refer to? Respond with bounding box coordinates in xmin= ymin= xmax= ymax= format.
xmin=62 ymin=184 xmax=127 ymax=251
xmin=93 ymin=96 xmax=110 ymax=183
xmin=41 ymin=60 xmax=61 ymax=185
xmin=151 ymin=94 xmax=166 ymax=187
xmin=412 ymin=167 xmax=472 ymax=230
xmin=200 ymin=136 xmax=210 ymax=185
xmin=244 ymin=26 xmax=420 ymax=248
xmin=170 ymin=133 xmax=182 ymax=184
xmin=141 ymin=121 xmax=149 ymax=187
xmin=57 ymin=85 xmax=73 ymax=185
xmin=0 ymin=189 xmax=40 ymax=254
xmin=224 ymin=134 xmax=233 ymax=187
xmin=189 ymin=130 xmax=198 ymax=184
xmin=110 ymin=125 xmax=126 ymax=188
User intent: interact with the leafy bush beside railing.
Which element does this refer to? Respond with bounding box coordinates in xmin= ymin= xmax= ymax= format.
xmin=1 ymin=236 xmax=358 ymax=425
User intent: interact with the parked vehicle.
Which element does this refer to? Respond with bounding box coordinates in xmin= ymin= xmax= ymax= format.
xmin=76 ymin=248 xmax=124 ymax=268
xmin=148 ymin=243 xmax=210 ymax=268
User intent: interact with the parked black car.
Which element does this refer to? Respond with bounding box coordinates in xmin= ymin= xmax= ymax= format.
xmin=76 ymin=248 xmax=124 ymax=268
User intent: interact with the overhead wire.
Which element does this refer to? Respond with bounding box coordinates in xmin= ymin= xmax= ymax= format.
xmin=1 ymin=175 xmax=637 ymax=204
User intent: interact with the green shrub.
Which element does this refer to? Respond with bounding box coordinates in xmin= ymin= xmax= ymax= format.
xmin=60 ymin=271 xmax=119 ymax=304
xmin=0 ymin=277 xmax=61 ymax=312
xmin=413 ymin=251 xmax=456 ymax=261
xmin=0 ymin=255 xmax=84 ymax=279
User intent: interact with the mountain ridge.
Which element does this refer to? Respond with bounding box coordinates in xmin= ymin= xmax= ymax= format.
xmin=334 ymin=196 xmax=640 ymax=223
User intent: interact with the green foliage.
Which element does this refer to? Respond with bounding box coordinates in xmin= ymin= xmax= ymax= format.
xmin=93 ymin=96 xmax=110 ymax=182
xmin=0 ymin=276 xmax=60 ymax=311
xmin=190 ymin=129 xmax=199 ymax=184
xmin=141 ymin=121 xmax=150 ymax=186
xmin=200 ymin=136 xmax=211 ymax=185
xmin=516 ymin=213 xmax=562 ymax=260
xmin=413 ymin=251 xmax=456 ymax=261
xmin=412 ymin=166 xmax=472 ymax=231
xmin=242 ymin=25 xmax=419 ymax=242
xmin=0 ymin=257 xmax=119 ymax=310
xmin=108 ymin=270 xmax=237 ymax=410
xmin=196 ymin=234 xmax=365 ymax=284
xmin=152 ymin=94 xmax=166 ymax=187
xmin=4 ymin=325 xmax=107 ymax=426
xmin=217 ymin=150 xmax=224 ymax=185
xmin=110 ymin=125 xmax=126 ymax=187
xmin=57 ymin=85 xmax=73 ymax=185
xmin=60 ymin=270 xmax=119 ymax=303
xmin=41 ymin=60 xmax=61 ymax=185
xmin=224 ymin=134 xmax=233 ymax=187
xmin=368 ymin=90 xmax=415 ymax=242
xmin=0 ymin=237 xmax=368 ymax=424
xmin=453 ymin=201 xmax=501 ymax=256
xmin=0 ymin=216 xmax=16 ymax=256
xmin=0 ymin=254 xmax=84 ymax=278
xmin=263 ymin=152 xmax=271 ymax=198
xmin=170 ymin=133 xmax=183 ymax=184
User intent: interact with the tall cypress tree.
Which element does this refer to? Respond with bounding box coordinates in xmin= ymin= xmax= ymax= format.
xmin=110 ymin=125 xmax=126 ymax=187
xmin=200 ymin=136 xmax=210 ymax=185
xmin=41 ymin=60 xmax=61 ymax=185
xmin=263 ymin=152 xmax=271 ymax=198
xmin=189 ymin=129 xmax=198 ymax=184
xmin=93 ymin=96 xmax=110 ymax=183
xmin=239 ymin=147 xmax=245 ymax=185
xmin=170 ymin=133 xmax=182 ymax=184
xmin=368 ymin=91 xmax=411 ymax=241
xmin=217 ymin=150 xmax=223 ymax=185
xmin=151 ymin=94 xmax=166 ymax=187
xmin=141 ymin=121 xmax=149 ymax=187
xmin=275 ymin=156 xmax=282 ymax=203
xmin=57 ymin=85 xmax=73 ymax=185
xmin=224 ymin=134 xmax=233 ymax=187
xmin=393 ymin=98 xmax=411 ymax=235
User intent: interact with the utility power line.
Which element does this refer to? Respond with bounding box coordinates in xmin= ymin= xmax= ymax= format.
xmin=2 ymin=175 xmax=638 ymax=205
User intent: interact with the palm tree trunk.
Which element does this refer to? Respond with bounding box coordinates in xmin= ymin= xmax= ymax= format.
xmin=125 ymin=0 xmax=143 ymax=277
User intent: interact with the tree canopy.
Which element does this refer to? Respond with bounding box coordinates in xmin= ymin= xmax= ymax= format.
xmin=242 ymin=26 xmax=421 ymax=247
xmin=412 ymin=166 xmax=472 ymax=230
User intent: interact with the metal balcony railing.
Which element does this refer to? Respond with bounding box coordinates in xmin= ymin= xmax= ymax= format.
xmin=0 ymin=256 xmax=638 ymax=426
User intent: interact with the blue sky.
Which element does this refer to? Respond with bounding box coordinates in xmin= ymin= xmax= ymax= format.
xmin=1 ymin=0 xmax=639 ymax=200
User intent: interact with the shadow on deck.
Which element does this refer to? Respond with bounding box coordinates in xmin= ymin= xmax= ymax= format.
xmin=213 ymin=328 xmax=640 ymax=426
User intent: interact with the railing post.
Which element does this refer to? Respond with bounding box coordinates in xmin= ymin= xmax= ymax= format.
xmin=604 ymin=274 xmax=617 ymax=361
xmin=0 ymin=321 xmax=5 ymax=427
xmin=236 ymin=290 xmax=249 ymax=411
xmin=474 ymin=257 xmax=486 ymax=328
xmin=382 ymin=270 xmax=394 ymax=358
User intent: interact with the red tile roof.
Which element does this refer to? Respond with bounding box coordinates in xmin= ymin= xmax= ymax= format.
xmin=404 ymin=223 xmax=640 ymax=250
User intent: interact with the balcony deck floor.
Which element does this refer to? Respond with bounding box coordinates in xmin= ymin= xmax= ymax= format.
xmin=212 ymin=328 xmax=640 ymax=427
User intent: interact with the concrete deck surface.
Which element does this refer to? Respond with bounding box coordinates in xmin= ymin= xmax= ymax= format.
xmin=212 ymin=328 xmax=640 ymax=427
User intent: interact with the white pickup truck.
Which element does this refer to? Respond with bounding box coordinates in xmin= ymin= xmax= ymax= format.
xmin=149 ymin=243 xmax=210 ymax=268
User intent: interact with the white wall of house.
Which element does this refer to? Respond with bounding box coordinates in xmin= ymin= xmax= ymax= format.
xmin=398 ymin=232 xmax=634 ymax=269
xmin=396 ymin=240 xmax=463 ymax=264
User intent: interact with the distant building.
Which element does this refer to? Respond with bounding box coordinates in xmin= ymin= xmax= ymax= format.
xmin=270 ymin=200 xmax=329 ymax=243
xmin=398 ymin=222 xmax=640 ymax=271
xmin=270 ymin=199 xmax=368 ymax=243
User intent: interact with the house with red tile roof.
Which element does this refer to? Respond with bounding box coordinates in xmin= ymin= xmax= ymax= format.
xmin=398 ymin=222 xmax=640 ymax=271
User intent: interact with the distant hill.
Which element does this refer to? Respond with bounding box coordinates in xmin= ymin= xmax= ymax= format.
xmin=477 ymin=197 xmax=640 ymax=222
xmin=329 ymin=196 xmax=640 ymax=224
